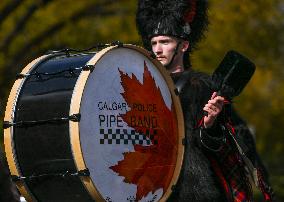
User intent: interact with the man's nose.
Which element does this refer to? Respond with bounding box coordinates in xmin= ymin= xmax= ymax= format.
xmin=153 ymin=43 xmax=162 ymax=54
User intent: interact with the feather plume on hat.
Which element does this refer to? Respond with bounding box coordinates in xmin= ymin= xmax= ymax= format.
xmin=136 ymin=0 xmax=209 ymax=51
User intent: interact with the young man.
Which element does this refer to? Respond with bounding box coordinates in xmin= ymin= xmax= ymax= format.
xmin=136 ymin=0 xmax=274 ymax=201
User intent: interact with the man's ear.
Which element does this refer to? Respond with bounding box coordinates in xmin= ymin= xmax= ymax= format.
xmin=181 ymin=41 xmax=190 ymax=52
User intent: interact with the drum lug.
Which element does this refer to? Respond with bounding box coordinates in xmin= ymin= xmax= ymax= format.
xmin=3 ymin=121 xmax=13 ymax=129
xmin=82 ymin=65 xmax=94 ymax=71
xmin=171 ymin=184 xmax=177 ymax=193
xmin=111 ymin=41 xmax=123 ymax=47
xmin=11 ymin=175 xmax=26 ymax=182
xmin=69 ymin=113 xmax=81 ymax=122
xmin=16 ymin=73 xmax=26 ymax=79
xmin=174 ymin=88 xmax=179 ymax=96
xmin=77 ymin=168 xmax=90 ymax=177
xmin=182 ymin=138 xmax=186 ymax=146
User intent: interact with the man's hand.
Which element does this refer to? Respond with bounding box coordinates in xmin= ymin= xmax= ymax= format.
xmin=203 ymin=92 xmax=225 ymax=128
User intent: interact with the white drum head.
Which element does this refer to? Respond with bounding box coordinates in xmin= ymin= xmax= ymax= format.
xmin=76 ymin=46 xmax=183 ymax=202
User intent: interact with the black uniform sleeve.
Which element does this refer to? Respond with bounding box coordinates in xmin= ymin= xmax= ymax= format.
xmin=179 ymin=71 xmax=227 ymax=151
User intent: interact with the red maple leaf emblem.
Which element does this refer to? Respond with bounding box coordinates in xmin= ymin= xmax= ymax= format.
xmin=110 ymin=62 xmax=178 ymax=200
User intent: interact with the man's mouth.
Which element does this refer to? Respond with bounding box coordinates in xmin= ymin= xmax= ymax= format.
xmin=157 ymin=56 xmax=166 ymax=61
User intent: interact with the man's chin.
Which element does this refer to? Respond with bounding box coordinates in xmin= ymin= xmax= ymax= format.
xmin=163 ymin=62 xmax=172 ymax=69
xmin=158 ymin=60 xmax=169 ymax=67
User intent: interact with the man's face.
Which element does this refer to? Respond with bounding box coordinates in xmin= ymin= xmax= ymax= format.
xmin=150 ymin=35 xmax=178 ymax=67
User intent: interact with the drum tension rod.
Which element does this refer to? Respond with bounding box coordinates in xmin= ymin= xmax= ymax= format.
xmin=48 ymin=41 xmax=124 ymax=55
xmin=3 ymin=114 xmax=81 ymax=129
xmin=11 ymin=168 xmax=90 ymax=182
xmin=16 ymin=67 xmax=84 ymax=80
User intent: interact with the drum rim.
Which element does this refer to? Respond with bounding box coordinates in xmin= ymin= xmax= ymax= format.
xmin=70 ymin=44 xmax=185 ymax=202
xmin=69 ymin=46 xmax=114 ymax=201
xmin=3 ymin=54 xmax=63 ymax=202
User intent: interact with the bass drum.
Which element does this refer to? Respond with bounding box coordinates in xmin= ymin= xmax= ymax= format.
xmin=4 ymin=45 xmax=184 ymax=202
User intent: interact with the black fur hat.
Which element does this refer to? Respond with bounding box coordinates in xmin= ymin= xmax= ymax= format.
xmin=136 ymin=0 xmax=209 ymax=51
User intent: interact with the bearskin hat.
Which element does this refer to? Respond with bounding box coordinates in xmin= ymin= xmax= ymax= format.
xmin=136 ymin=0 xmax=209 ymax=51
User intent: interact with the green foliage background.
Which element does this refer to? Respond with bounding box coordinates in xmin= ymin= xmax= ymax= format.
xmin=0 ymin=0 xmax=283 ymax=200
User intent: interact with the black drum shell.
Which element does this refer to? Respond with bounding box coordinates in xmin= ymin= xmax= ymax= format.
xmin=13 ymin=54 xmax=94 ymax=202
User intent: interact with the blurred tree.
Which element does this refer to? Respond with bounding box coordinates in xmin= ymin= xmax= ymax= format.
xmin=0 ymin=0 xmax=139 ymax=107
xmin=192 ymin=0 xmax=284 ymax=199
